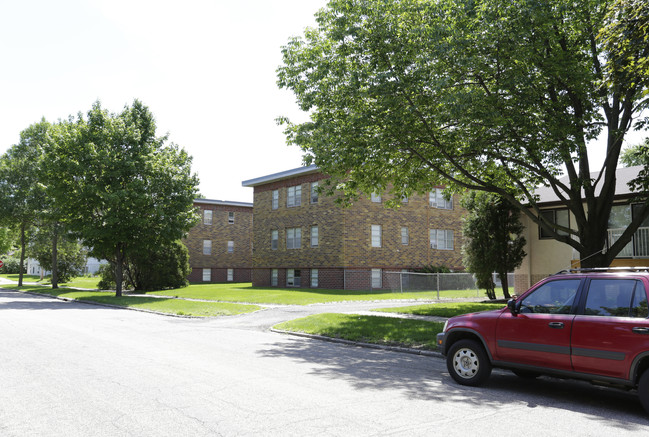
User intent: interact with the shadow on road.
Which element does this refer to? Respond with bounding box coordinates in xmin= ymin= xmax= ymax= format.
xmin=258 ymin=336 xmax=649 ymax=429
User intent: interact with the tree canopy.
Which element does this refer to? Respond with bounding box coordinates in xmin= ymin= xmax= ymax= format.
xmin=278 ymin=0 xmax=649 ymax=267
xmin=44 ymin=101 xmax=199 ymax=296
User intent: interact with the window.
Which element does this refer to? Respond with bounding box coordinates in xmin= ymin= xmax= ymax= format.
xmin=271 ymin=269 xmax=278 ymax=287
xmin=429 ymin=188 xmax=453 ymax=209
xmin=272 ymin=190 xmax=279 ymax=210
xmin=227 ymin=241 xmax=234 ymax=253
xmin=311 ymin=182 xmax=319 ymax=204
xmin=202 ymin=268 xmax=211 ymax=282
xmin=271 ymin=230 xmax=278 ymax=250
xmin=311 ymin=226 xmax=319 ymax=247
xmin=371 ymin=192 xmax=382 ymax=203
xmin=203 ymin=210 xmax=212 ymax=225
xmin=287 ymin=269 xmax=301 ymax=287
xmin=539 ymin=209 xmax=570 ymax=239
xmin=371 ymin=269 xmax=382 ymax=289
xmin=584 ymin=279 xmax=647 ymax=317
xmin=311 ymin=269 xmax=318 ymax=288
xmin=203 ymin=240 xmax=212 ymax=255
xmin=371 ymin=225 xmax=382 ymax=247
xmin=430 ymin=229 xmax=454 ymax=250
xmin=287 ymin=185 xmax=302 ymax=207
xmin=228 ymin=212 xmax=235 ymax=224
xmin=286 ymin=227 xmax=301 ymax=249
xmin=227 ymin=268 xmax=234 ymax=282
xmin=519 ymin=279 xmax=580 ymax=314
xmin=401 ymin=227 xmax=409 ymax=245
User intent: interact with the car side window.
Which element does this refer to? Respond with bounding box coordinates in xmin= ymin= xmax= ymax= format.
xmin=583 ymin=279 xmax=644 ymax=317
xmin=519 ymin=279 xmax=580 ymax=314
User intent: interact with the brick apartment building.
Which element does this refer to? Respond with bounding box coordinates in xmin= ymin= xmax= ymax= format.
xmin=184 ymin=199 xmax=253 ymax=283
xmin=242 ymin=165 xmax=465 ymax=289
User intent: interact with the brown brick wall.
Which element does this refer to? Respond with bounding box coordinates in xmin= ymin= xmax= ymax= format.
xmin=183 ymin=201 xmax=253 ymax=283
xmin=249 ymin=172 xmax=467 ymax=288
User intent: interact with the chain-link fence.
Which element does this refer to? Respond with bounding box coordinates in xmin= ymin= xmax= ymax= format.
xmin=383 ymin=271 xmax=517 ymax=299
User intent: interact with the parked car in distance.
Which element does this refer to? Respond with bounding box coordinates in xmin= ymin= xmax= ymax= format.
xmin=436 ymin=268 xmax=649 ymax=413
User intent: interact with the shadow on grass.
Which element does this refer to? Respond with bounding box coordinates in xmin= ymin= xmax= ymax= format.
xmin=258 ymin=337 xmax=649 ymax=428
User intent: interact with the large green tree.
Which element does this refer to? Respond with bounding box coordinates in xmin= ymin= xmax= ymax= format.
xmin=45 ymin=101 xmax=199 ymax=296
xmin=0 ymin=121 xmax=50 ymax=286
xmin=278 ymin=0 xmax=649 ymax=267
xmin=461 ymin=192 xmax=526 ymax=300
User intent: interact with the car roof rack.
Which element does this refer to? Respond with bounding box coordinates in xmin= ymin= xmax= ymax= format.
xmin=554 ymin=267 xmax=649 ymax=275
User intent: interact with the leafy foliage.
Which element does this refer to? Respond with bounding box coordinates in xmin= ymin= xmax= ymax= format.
xmin=27 ymin=226 xmax=87 ymax=283
xmin=278 ymin=0 xmax=649 ymax=267
xmin=45 ymin=101 xmax=199 ymax=296
xmin=620 ymin=138 xmax=649 ymax=167
xmin=461 ymin=192 xmax=526 ymax=299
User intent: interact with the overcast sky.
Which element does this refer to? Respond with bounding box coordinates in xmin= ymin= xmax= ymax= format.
xmin=1 ymin=0 xmax=645 ymax=204
xmin=0 ymin=0 xmax=327 ymax=203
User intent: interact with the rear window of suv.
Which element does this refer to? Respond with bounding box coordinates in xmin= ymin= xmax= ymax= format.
xmin=584 ymin=279 xmax=648 ymax=318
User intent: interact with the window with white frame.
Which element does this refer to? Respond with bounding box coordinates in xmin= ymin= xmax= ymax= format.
xmin=287 ymin=269 xmax=301 ymax=287
xmin=203 ymin=240 xmax=212 ymax=255
xmin=227 ymin=240 xmax=234 ymax=253
xmin=371 ymin=225 xmax=382 ymax=247
xmin=311 ymin=182 xmax=319 ymax=204
xmin=311 ymin=225 xmax=319 ymax=247
xmin=203 ymin=210 xmax=212 ymax=225
xmin=228 ymin=212 xmax=235 ymax=224
xmin=271 ymin=230 xmax=278 ymax=250
xmin=227 ymin=268 xmax=233 ymax=281
xmin=271 ymin=269 xmax=278 ymax=286
xmin=272 ymin=190 xmax=279 ymax=210
xmin=430 ymin=229 xmax=454 ymax=250
xmin=311 ymin=269 xmax=318 ymax=288
xmin=429 ymin=188 xmax=453 ymax=209
xmin=371 ymin=268 xmax=382 ymax=289
xmin=371 ymin=192 xmax=382 ymax=203
xmin=287 ymin=185 xmax=302 ymax=207
xmin=202 ymin=268 xmax=211 ymax=282
xmin=401 ymin=227 xmax=409 ymax=245
xmin=286 ymin=227 xmax=301 ymax=249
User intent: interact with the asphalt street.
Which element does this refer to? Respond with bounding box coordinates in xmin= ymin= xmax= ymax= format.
xmin=1 ymin=289 xmax=648 ymax=436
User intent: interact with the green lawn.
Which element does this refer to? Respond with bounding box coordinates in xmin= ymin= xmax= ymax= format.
xmin=0 ymin=273 xmax=101 ymax=289
xmin=145 ymin=282 xmax=489 ymax=305
xmin=373 ymin=302 xmax=506 ymax=318
xmin=1 ymin=284 xmax=261 ymax=317
xmin=274 ymin=313 xmax=445 ymax=350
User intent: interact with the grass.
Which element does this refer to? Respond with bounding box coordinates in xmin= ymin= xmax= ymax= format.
xmin=274 ymin=313 xmax=445 ymax=350
xmin=144 ymin=282 xmax=490 ymax=305
xmin=60 ymin=276 xmax=102 ymax=289
xmin=1 ymin=284 xmax=261 ymax=317
xmin=373 ymin=302 xmax=506 ymax=318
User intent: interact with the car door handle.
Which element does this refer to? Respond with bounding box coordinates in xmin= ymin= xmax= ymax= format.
xmin=632 ymin=327 xmax=649 ymax=335
xmin=549 ymin=322 xmax=564 ymax=329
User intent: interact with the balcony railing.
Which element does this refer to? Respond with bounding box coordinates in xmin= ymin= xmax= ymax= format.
xmin=608 ymin=227 xmax=649 ymax=258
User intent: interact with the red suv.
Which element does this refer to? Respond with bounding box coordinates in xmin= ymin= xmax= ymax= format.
xmin=436 ymin=268 xmax=649 ymax=413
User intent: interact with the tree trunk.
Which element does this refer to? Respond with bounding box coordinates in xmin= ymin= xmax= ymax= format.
xmin=18 ymin=222 xmax=26 ymax=287
xmin=499 ymin=272 xmax=511 ymax=299
xmin=114 ymin=247 xmax=124 ymax=297
xmin=51 ymin=225 xmax=59 ymax=289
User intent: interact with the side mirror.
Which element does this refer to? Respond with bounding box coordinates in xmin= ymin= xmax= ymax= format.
xmin=507 ymin=298 xmax=519 ymax=316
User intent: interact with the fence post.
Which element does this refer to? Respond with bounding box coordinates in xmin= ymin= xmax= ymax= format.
xmin=400 ymin=271 xmax=403 ymax=293
xmin=436 ymin=273 xmax=440 ymax=300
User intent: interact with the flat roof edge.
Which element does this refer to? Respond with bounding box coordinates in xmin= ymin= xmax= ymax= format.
xmin=242 ymin=164 xmax=320 ymax=187
xmin=194 ymin=199 xmax=253 ymax=208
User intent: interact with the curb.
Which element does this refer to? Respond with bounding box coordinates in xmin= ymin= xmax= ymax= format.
xmin=270 ymin=328 xmax=444 ymax=359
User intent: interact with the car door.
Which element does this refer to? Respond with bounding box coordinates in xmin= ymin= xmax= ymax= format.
xmin=495 ymin=278 xmax=582 ymax=371
xmin=571 ymin=277 xmax=649 ymax=380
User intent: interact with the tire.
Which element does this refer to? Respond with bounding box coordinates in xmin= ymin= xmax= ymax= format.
xmin=638 ymin=370 xmax=649 ymax=414
xmin=446 ymin=339 xmax=492 ymax=386
xmin=512 ymin=370 xmax=541 ymax=379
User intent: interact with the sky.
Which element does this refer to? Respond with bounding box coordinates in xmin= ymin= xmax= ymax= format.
xmin=0 ymin=0 xmax=327 ymax=203
xmin=0 ymin=0 xmax=646 ymax=204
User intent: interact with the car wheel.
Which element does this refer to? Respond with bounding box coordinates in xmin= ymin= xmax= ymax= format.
xmin=512 ymin=370 xmax=541 ymax=379
xmin=638 ymin=370 xmax=649 ymax=413
xmin=446 ymin=339 xmax=492 ymax=386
